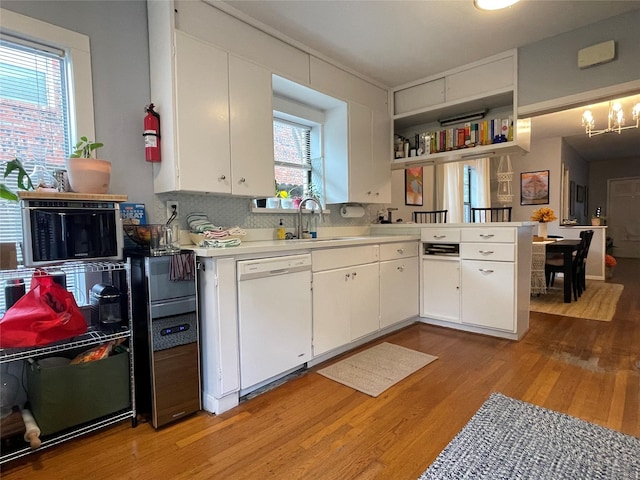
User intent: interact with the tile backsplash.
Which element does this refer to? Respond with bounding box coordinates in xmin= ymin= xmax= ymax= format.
xmin=150 ymin=193 xmax=381 ymax=232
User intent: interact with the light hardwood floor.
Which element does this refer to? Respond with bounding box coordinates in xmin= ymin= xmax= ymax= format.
xmin=2 ymin=259 xmax=638 ymax=479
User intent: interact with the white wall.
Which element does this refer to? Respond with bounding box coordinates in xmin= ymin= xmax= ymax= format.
xmin=389 ymin=166 xmax=435 ymax=223
xmin=519 ymin=10 xmax=640 ymax=108
xmin=511 ymin=137 xmax=562 ymax=232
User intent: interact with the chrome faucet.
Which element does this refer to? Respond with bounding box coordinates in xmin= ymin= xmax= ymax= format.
xmin=297 ymin=196 xmax=324 ymax=239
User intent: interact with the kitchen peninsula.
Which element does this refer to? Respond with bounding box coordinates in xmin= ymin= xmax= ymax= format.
xmin=186 ymin=223 xmax=534 ymax=415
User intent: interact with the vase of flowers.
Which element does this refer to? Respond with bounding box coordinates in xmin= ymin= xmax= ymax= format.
xmin=605 ymin=254 xmax=617 ymax=279
xmin=530 ymin=207 xmax=557 ymax=239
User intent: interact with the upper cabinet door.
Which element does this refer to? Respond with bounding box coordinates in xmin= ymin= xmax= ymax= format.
xmin=228 ymin=55 xmax=275 ymax=197
xmin=174 ymin=32 xmax=231 ymax=194
xmin=348 ymin=101 xmax=373 ymax=203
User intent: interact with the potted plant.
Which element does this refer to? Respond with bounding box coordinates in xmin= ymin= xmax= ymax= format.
xmin=66 ymin=136 xmax=111 ymax=194
xmin=1 ymin=158 xmax=34 ymax=202
xmin=530 ymin=207 xmax=557 ymax=239
xmin=605 ymin=254 xmax=617 ymax=278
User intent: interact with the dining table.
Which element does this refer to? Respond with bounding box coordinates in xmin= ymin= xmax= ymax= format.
xmin=544 ymin=239 xmax=581 ymax=303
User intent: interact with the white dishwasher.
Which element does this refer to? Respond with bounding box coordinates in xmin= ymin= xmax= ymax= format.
xmin=237 ymin=254 xmax=312 ymax=393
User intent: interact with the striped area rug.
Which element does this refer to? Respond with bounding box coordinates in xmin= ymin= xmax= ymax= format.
xmin=419 ymin=393 xmax=640 ymax=479
xmin=530 ymin=280 xmax=623 ymax=321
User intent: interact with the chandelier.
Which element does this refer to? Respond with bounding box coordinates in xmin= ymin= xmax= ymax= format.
xmin=581 ymin=99 xmax=640 ymax=137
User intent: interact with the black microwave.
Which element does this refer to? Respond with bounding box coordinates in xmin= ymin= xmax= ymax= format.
xmin=21 ymin=199 xmax=124 ymax=267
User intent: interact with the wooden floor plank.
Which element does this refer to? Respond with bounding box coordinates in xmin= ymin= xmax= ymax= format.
xmin=2 ymin=258 xmax=638 ymax=480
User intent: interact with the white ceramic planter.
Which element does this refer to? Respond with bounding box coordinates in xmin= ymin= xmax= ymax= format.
xmin=66 ymin=158 xmax=111 ymax=194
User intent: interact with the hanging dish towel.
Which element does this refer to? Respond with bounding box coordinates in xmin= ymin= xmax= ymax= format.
xmin=169 ymin=253 xmax=195 ymax=282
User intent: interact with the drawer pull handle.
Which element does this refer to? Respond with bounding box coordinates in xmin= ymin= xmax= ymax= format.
xmin=479 ymin=234 xmax=495 ymax=239
xmin=218 ymin=175 xmax=226 ymax=180
xmin=397 ymin=248 xmax=404 ymax=254
xmin=239 ymin=177 xmax=246 ymax=183
xmin=433 ymin=235 xmax=446 ymax=239
xmin=478 ymin=268 xmax=494 ymax=273
xmin=397 ymin=265 xmax=405 ymax=272
xmin=478 ymin=250 xmax=494 ymax=255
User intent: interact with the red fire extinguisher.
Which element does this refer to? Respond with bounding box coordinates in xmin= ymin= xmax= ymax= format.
xmin=143 ymin=103 xmax=161 ymax=162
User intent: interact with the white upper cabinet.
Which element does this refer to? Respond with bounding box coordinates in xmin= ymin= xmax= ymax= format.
xmin=148 ymin=3 xmax=274 ymax=196
xmin=172 ymin=32 xmax=231 ymax=194
xmin=228 ymin=55 xmax=275 ymax=198
xmin=325 ymin=101 xmax=391 ymax=204
xmin=391 ymin=50 xmax=530 ymax=168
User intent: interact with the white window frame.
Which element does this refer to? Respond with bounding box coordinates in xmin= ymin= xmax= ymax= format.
xmin=273 ymin=95 xmax=324 ymax=201
xmin=1 ymin=8 xmax=96 ymax=144
xmin=1 ymin=9 xmax=95 ymax=304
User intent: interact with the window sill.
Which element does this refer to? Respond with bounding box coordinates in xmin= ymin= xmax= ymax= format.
xmin=250 ymin=207 xmax=331 ymax=215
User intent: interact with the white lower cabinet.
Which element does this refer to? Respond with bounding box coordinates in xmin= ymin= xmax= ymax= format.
xmin=419 ymin=224 xmax=532 ymax=340
xmin=312 ymin=262 xmax=379 ymax=356
xmin=380 ymin=242 xmax=419 ymax=328
xmin=421 ymin=257 xmax=460 ymax=323
xmin=312 ymin=245 xmax=380 ymax=357
xmin=460 ymin=260 xmax=515 ymax=331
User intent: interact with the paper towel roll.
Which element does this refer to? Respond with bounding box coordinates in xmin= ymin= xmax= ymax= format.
xmin=340 ymin=205 xmax=365 ymax=218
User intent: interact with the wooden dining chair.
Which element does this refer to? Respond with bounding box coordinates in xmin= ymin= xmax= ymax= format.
xmin=545 ymin=230 xmax=594 ymax=301
xmin=413 ymin=210 xmax=448 ymax=223
xmin=470 ymin=207 xmax=512 ymax=223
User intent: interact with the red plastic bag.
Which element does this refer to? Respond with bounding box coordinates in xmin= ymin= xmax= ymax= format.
xmin=0 ymin=272 xmax=87 ymax=348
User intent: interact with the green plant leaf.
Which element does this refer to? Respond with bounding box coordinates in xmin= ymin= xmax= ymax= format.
xmin=1 ymin=183 xmax=19 ymax=202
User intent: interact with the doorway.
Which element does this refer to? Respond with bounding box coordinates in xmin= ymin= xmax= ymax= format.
xmin=607 ymin=177 xmax=640 ymax=258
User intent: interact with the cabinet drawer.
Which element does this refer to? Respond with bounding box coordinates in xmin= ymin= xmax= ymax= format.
xmin=461 ymin=243 xmax=515 ymax=261
xmin=421 ymin=228 xmax=461 ymax=243
xmin=380 ymin=241 xmax=418 ymax=260
xmin=461 ymin=228 xmax=515 ymax=243
xmin=312 ymin=245 xmax=379 ymax=271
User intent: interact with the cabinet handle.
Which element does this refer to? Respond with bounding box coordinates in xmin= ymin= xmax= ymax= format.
xmin=479 ymin=234 xmax=494 ymax=239
xmin=352 ymin=272 xmax=357 ymax=277
xmin=433 ymin=235 xmax=446 ymax=239
xmin=478 ymin=268 xmax=494 ymax=273
xmin=238 ymin=177 xmax=246 ymax=183
xmin=367 ymin=191 xmax=372 ymax=195
xmin=218 ymin=175 xmax=226 ymax=181
xmin=397 ymin=248 xmax=404 ymax=254
xmin=478 ymin=250 xmax=494 ymax=255
xmin=345 ymin=273 xmax=350 ymax=280
xmin=397 ymin=265 xmax=405 ymax=272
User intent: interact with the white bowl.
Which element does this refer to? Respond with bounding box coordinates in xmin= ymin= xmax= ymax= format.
xmin=66 ymin=158 xmax=111 ymax=194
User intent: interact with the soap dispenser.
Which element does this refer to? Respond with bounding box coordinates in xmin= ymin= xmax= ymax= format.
xmin=277 ymin=219 xmax=286 ymax=240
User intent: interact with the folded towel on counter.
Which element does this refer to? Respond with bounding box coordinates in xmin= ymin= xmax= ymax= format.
xmin=169 ymin=253 xmax=195 ymax=282
xmin=199 ymin=238 xmax=242 ymax=248
xmin=186 ymin=212 xmax=221 ymax=233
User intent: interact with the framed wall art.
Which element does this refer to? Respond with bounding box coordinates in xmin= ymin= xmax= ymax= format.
xmin=520 ymin=170 xmax=549 ymax=206
xmin=405 ymin=167 xmax=423 ymax=206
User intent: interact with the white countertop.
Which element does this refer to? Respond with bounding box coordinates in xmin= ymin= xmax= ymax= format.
xmin=185 ymin=234 xmax=420 ymax=258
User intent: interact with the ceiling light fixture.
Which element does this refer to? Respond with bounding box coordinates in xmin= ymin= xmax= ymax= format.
xmin=581 ymin=100 xmax=640 ymax=137
xmin=473 ymin=0 xmax=519 ymax=11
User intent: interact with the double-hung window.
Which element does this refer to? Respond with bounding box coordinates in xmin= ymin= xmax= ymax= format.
xmin=273 ymin=118 xmax=312 ymax=199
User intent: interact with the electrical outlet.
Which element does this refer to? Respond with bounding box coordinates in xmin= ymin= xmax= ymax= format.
xmin=166 ymin=201 xmax=179 ymax=220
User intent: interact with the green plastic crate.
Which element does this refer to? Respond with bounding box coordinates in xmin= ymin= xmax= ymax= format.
xmin=26 ymin=352 xmax=130 ymax=436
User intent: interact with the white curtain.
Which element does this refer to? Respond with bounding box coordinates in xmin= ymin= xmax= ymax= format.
xmin=474 ymin=157 xmax=491 ymax=208
xmin=439 ymin=162 xmax=464 ymax=223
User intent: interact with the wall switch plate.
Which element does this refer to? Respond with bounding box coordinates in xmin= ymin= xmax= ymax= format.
xmin=166 ymin=201 xmax=179 ymax=219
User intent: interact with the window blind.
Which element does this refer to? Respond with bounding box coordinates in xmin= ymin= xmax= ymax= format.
xmin=0 ymin=35 xmax=71 ymax=260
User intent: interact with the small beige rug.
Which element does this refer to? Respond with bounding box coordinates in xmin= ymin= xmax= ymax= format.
xmin=530 ymin=279 xmax=624 ymax=321
xmin=317 ymin=342 xmax=438 ymax=397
